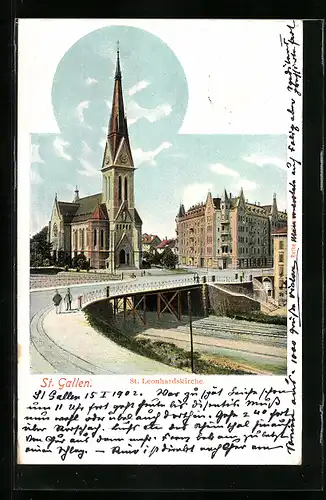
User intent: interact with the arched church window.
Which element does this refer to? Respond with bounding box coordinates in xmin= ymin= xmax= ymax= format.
xmin=81 ymin=229 xmax=84 ymax=250
xmin=100 ymin=229 xmax=104 ymax=248
xmin=118 ymin=176 xmax=122 ymax=201
xmin=93 ymin=229 xmax=97 ymax=247
xmin=124 ymin=177 xmax=128 ymax=201
xmin=53 ymin=223 xmax=58 ymax=237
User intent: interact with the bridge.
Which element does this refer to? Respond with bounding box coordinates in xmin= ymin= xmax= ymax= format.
xmin=78 ymin=273 xmax=256 ymax=326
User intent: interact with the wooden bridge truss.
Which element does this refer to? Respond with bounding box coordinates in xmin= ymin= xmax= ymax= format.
xmin=111 ymin=287 xmax=198 ymax=326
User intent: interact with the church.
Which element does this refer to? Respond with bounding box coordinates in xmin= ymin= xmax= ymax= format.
xmin=48 ymin=47 xmax=143 ymax=272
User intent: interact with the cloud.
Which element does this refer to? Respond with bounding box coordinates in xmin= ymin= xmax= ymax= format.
xmin=234 ymin=179 xmax=259 ymax=191
xmin=31 ymin=144 xmax=45 ymax=164
xmin=31 ymin=169 xmax=43 ymax=185
xmin=106 ymin=91 xmax=171 ymax=128
xmin=183 ymin=183 xmax=213 ymax=211
xmin=53 ymin=137 xmax=72 ymax=161
xmin=126 ymin=100 xmax=172 ymax=126
xmin=133 ymin=142 xmax=172 ymax=167
xmin=76 ymin=100 xmax=90 ymax=125
xmin=81 ymin=141 xmax=93 ymax=156
xmin=242 ymin=154 xmax=286 ymax=171
xmin=128 ymin=80 xmax=150 ymax=96
xmin=85 ymin=77 xmax=98 ymax=85
xmin=77 ymin=139 xmax=100 ymax=177
xmin=77 ymin=158 xmax=101 ymax=178
xmin=210 ymin=163 xmax=240 ymax=177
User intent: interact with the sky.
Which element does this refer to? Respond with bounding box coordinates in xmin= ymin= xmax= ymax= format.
xmin=18 ymin=19 xmax=291 ymax=239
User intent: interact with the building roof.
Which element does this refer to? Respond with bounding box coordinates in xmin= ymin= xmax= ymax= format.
xmin=57 ymin=201 xmax=79 ymax=222
xmin=278 ymin=211 xmax=287 ymax=220
xmin=245 ymin=202 xmax=269 ymax=216
xmin=142 ymin=234 xmax=161 ymax=244
xmin=134 ymin=208 xmax=142 ymax=225
xmin=213 ymin=197 xmax=221 ymax=209
xmin=272 ymin=226 xmax=288 ymax=236
xmin=70 ymin=193 xmax=103 ymax=222
xmin=176 ymin=203 xmax=186 ymax=218
xmin=156 ymin=238 xmax=175 ymax=249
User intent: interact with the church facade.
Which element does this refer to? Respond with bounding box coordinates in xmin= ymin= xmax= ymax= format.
xmin=48 ymin=48 xmax=142 ymax=272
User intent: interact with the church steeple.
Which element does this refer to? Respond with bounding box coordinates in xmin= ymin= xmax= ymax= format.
xmin=115 ymin=41 xmax=121 ymax=79
xmin=102 ymin=42 xmax=134 ymax=170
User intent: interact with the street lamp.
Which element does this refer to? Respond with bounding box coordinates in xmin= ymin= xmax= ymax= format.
xmin=187 ymin=291 xmax=194 ymax=373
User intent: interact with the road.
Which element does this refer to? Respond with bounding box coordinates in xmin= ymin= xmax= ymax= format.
xmin=30 ymin=268 xmax=282 ymax=375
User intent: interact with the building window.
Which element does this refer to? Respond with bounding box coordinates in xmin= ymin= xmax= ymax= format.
xmin=279 ymin=253 xmax=284 ymax=263
xmin=93 ymin=229 xmax=97 ymax=247
xmin=279 ymin=240 xmax=284 ymax=250
xmin=53 ymin=223 xmax=58 ymax=237
xmin=100 ymin=229 xmax=104 ymax=248
xmin=118 ymin=176 xmax=122 ymax=201
xmin=124 ymin=177 xmax=128 ymax=201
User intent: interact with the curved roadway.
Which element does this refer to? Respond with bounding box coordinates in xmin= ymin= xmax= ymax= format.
xmin=30 ymin=268 xmax=276 ymax=374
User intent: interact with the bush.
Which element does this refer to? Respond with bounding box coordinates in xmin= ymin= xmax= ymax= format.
xmin=227 ymin=311 xmax=287 ymax=326
xmin=72 ymin=253 xmax=90 ymax=270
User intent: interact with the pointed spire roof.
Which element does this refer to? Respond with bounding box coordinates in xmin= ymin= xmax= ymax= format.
xmin=272 ymin=192 xmax=278 ymax=214
xmin=221 ymin=189 xmax=229 ymax=202
xmin=115 ymin=41 xmax=121 ymax=79
xmin=177 ymin=203 xmax=185 ymax=218
xmin=102 ymin=43 xmax=134 ymax=170
xmin=74 ymin=186 xmax=80 ymax=202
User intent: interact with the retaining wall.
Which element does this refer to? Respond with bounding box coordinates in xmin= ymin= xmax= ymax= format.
xmin=207 ymin=284 xmax=260 ymax=316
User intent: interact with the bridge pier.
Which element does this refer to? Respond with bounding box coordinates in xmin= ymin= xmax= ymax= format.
xmin=202 ymin=283 xmax=209 ymax=316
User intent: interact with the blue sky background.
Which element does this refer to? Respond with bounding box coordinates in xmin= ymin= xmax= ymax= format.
xmin=30 ymin=25 xmax=287 ymax=239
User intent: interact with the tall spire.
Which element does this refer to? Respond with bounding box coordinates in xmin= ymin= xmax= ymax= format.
xmin=115 ymin=41 xmax=121 ymax=80
xmin=272 ymin=192 xmax=278 ymax=214
xmin=74 ymin=186 xmax=79 ymax=202
xmin=102 ymin=42 xmax=134 ymax=170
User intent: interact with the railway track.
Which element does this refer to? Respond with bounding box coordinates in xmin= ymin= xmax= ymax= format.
xmin=175 ymin=317 xmax=287 ymax=348
xmin=30 ymin=307 xmax=116 ymax=375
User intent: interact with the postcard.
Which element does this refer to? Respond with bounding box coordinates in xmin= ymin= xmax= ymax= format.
xmin=17 ymin=19 xmax=302 ymax=465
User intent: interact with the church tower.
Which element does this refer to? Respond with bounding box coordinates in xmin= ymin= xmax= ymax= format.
xmin=101 ymin=43 xmax=142 ymax=272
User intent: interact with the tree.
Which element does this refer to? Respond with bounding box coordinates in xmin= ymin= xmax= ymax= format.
xmin=30 ymin=226 xmax=52 ymax=267
xmin=72 ymin=253 xmax=90 ymax=270
xmin=162 ymin=247 xmax=178 ymax=269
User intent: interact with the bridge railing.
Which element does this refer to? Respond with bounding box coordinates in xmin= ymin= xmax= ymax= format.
xmin=78 ymin=276 xmax=196 ymax=308
xmin=77 ymin=273 xmax=254 ymax=309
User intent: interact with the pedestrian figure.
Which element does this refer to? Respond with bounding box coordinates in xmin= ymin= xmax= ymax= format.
xmin=52 ymin=289 xmax=62 ymax=314
xmin=64 ymin=288 xmax=73 ymax=311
